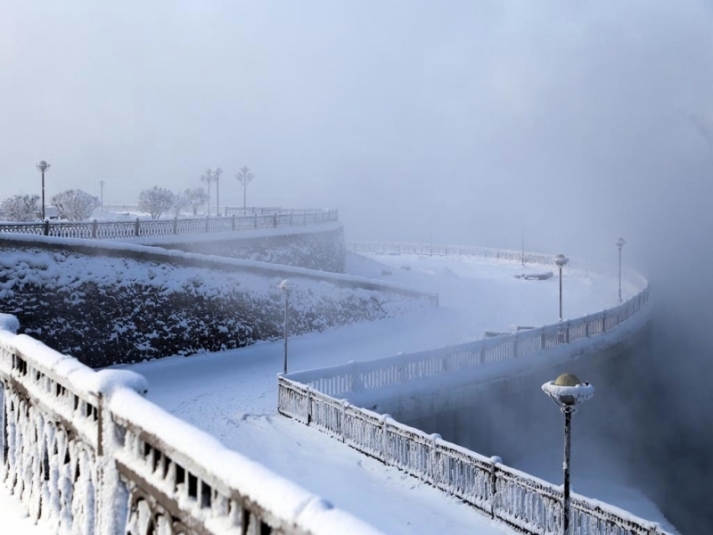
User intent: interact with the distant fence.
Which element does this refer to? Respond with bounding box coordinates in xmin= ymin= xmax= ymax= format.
xmin=278 ymin=242 xmax=669 ymax=535
xmin=103 ymin=205 xmax=311 ymax=217
xmin=0 ymin=208 xmax=338 ymax=240
xmin=0 ymin=317 xmax=382 ymax=535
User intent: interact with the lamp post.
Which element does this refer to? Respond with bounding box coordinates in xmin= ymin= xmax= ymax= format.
xmin=214 ymin=167 xmax=223 ymax=216
xmin=278 ymin=279 xmax=292 ymax=374
xmin=554 ymin=254 xmax=569 ymax=322
xmin=616 ymin=238 xmax=626 ymax=303
xmin=542 ymin=373 xmax=595 ymax=535
xmin=36 ymin=161 xmax=50 ymax=220
xmin=99 ymin=180 xmax=105 ymax=213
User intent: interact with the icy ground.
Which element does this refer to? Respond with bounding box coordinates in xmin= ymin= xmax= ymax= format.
xmin=0 ymin=484 xmax=52 ymax=535
xmin=110 ymin=252 xmax=672 ymax=535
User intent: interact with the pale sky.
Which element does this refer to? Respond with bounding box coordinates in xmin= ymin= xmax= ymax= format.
xmin=1 ymin=1 xmax=712 ymax=259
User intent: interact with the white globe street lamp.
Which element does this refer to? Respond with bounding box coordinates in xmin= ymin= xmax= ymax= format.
xmin=36 ymin=161 xmax=50 ymax=220
xmin=278 ymin=279 xmax=292 ymax=374
xmin=542 ymin=373 xmax=595 ymax=535
xmin=554 ymin=254 xmax=569 ymax=322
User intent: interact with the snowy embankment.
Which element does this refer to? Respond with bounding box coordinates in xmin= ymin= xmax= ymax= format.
xmin=0 ymin=235 xmax=435 ymax=366
xmin=122 ymin=251 xmax=665 ymax=534
xmin=123 ymin=222 xmax=348 ymax=272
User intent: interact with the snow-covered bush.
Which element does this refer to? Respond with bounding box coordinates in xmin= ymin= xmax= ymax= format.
xmin=138 ymin=186 xmax=175 ymax=219
xmin=0 ymin=194 xmax=40 ymax=221
xmin=51 ymin=189 xmax=100 ymax=221
xmin=185 ymin=187 xmax=209 ymax=216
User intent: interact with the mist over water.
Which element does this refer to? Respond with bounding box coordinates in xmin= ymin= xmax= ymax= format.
xmin=3 ymin=1 xmax=713 ymax=532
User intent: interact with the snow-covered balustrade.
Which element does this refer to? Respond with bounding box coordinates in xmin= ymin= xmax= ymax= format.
xmin=349 ymin=240 xmax=556 ymax=265
xmin=278 ymin=242 xmax=666 ymax=534
xmin=278 ymin=378 xmax=670 ymax=534
xmin=281 ymin=290 xmax=647 ymax=400
xmin=0 ymin=208 xmax=339 ymax=240
xmin=0 ymin=317 xmax=383 ymax=535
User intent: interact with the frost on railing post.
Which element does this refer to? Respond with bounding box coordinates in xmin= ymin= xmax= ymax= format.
xmin=254 ymin=213 xmax=258 ymax=229
xmin=340 ymin=400 xmax=348 ymax=442
xmin=173 ymin=216 xmax=178 ymax=235
xmin=134 ymin=218 xmax=140 ymax=237
xmin=306 ymin=387 xmax=312 ymax=425
xmin=541 ymin=328 xmax=546 ymax=350
xmin=273 ymin=213 xmax=278 ymax=228
xmin=429 ymin=433 xmax=441 ymax=485
xmin=44 ymin=220 xmax=50 ymax=236
xmin=566 ymin=321 xmax=571 ymax=344
xmin=205 ymin=216 xmax=209 ymax=233
xmin=231 ymin=214 xmax=236 ymax=231
xmin=381 ymin=414 xmax=391 ymax=464
xmin=92 ymin=219 xmax=98 ymax=239
xmin=489 ymin=456 xmax=502 ymax=518
xmin=512 ymin=333 xmax=518 ymax=358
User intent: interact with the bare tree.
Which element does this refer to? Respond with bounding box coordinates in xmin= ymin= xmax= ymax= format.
xmin=171 ymin=191 xmax=189 ymax=217
xmin=185 ymin=187 xmax=209 ymax=216
xmin=235 ymin=166 xmax=255 ymax=211
xmin=200 ymin=168 xmax=222 ymax=215
xmin=1 ymin=194 xmax=40 ymax=221
xmin=52 ymin=190 xmax=100 ymax=221
xmin=138 ymin=186 xmax=175 ymax=219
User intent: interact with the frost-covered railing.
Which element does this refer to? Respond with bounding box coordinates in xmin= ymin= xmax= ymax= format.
xmin=278 ymin=242 xmax=666 ymax=535
xmin=278 ymin=379 xmax=669 ymax=535
xmin=284 ymin=252 xmax=649 ymax=399
xmin=0 ymin=208 xmax=339 ymax=240
xmin=103 ymin=205 xmax=323 ymax=217
xmin=349 ymin=240 xmax=557 ymax=266
xmin=0 ymin=316 xmax=382 ymax=535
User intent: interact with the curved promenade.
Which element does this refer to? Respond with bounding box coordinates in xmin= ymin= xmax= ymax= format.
xmin=279 ymin=241 xmax=665 ymax=535
xmin=0 ymin=228 xmax=666 ymax=534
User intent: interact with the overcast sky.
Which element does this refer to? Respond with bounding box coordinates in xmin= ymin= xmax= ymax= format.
xmin=2 ymin=1 xmax=712 ymax=259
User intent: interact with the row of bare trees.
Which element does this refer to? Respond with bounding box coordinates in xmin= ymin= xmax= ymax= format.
xmin=0 ymin=165 xmax=257 ymax=222
xmin=1 ymin=190 xmax=99 ymax=221
xmin=138 ymin=166 xmax=256 ymax=219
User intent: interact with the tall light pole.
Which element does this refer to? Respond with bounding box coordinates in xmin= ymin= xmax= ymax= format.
xmin=214 ymin=167 xmax=223 ymax=216
xmin=542 ymin=373 xmax=594 ymax=535
xmin=99 ymin=180 xmax=105 ymax=213
xmin=616 ymin=237 xmax=626 ymax=303
xmin=278 ymin=279 xmax=292 ymax=374
xmin=36 ymin=161 xmax=50 ymax=220
xmin=555 ymin=254 xmax=569 ymax=322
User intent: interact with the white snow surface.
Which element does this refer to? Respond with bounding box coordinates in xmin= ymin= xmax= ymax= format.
xmin=117 ymin=252 xmax=670 ymax=534
xmin=0 ymin=484 xmax=53 ymax=535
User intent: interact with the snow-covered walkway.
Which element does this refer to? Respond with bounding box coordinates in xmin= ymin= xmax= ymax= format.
xmin=120 ymin=252 xmax=625 ymax=534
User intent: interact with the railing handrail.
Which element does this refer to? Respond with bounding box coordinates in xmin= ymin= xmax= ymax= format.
xmin=0 ymin=208 xmax=339 ymax=240
xmin=286 ymin=241 xmax=648 ymax=397
xmin=0 ymin=317 xmax=384 ymax=535
xmin=277 ymin=241 xmax=667 ymax=535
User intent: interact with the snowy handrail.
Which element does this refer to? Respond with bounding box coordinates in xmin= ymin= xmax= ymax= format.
xmin=278 ymin=242 xmax=666 ymax=535
xmin=0 ymin=317 xmax=383 ymax=535
xmin=0 ymin=208 xmax=339 ymax=240
xmin=278 ymin=380 xmax=669 ymax=534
